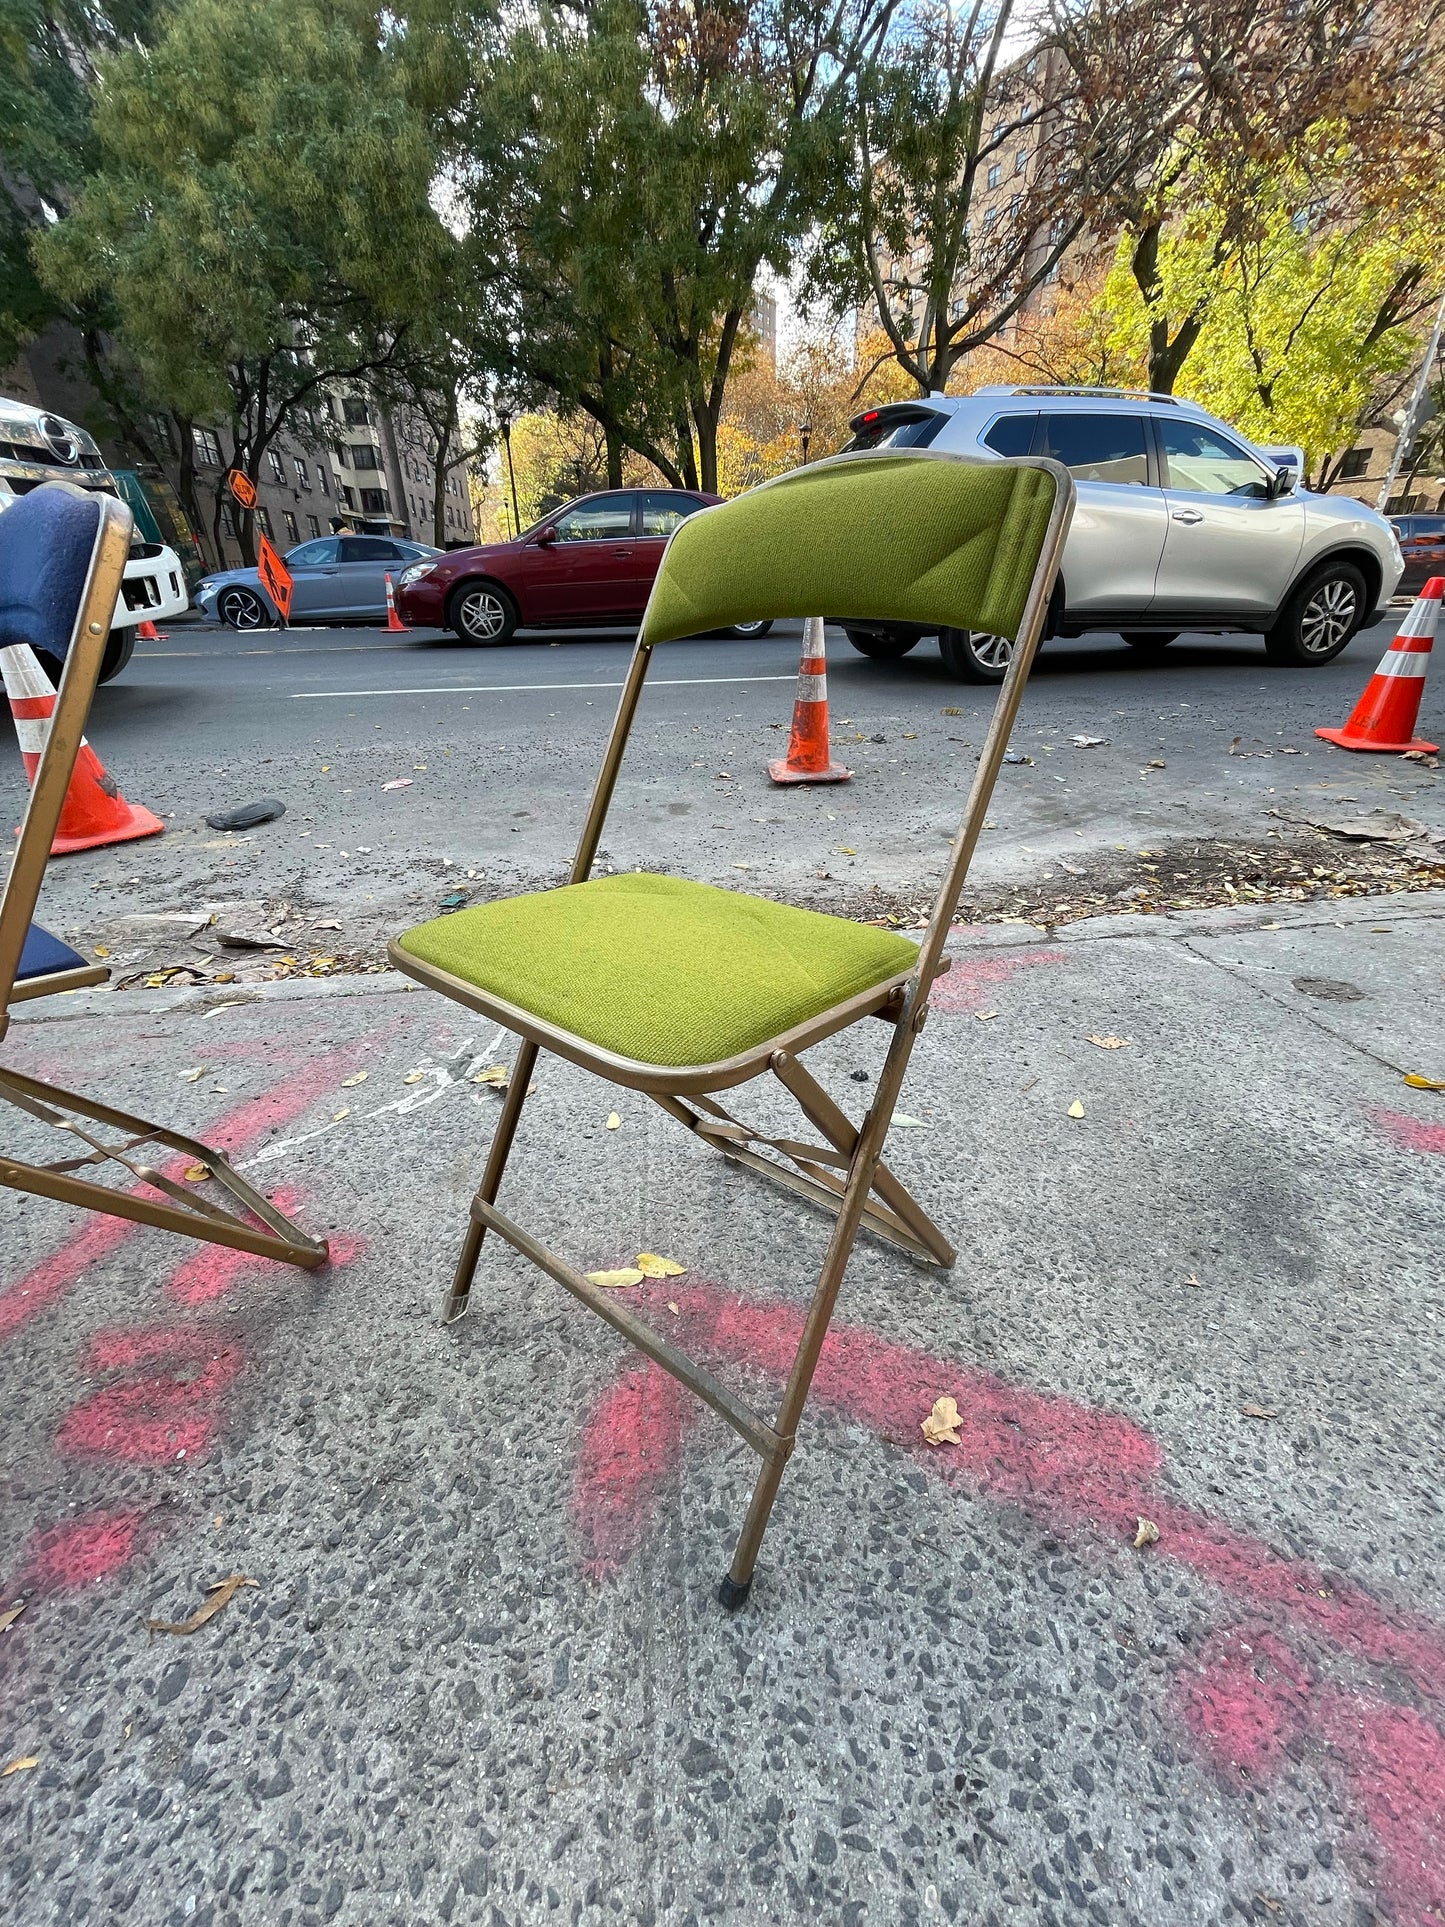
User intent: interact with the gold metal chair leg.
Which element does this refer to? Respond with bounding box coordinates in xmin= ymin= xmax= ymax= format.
xmin=441 ymin=1037 xmax=540 ymax=1324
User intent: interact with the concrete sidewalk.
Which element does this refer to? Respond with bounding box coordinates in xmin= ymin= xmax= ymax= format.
xmin=0 ymin=893 xmax=1441 ymax=1927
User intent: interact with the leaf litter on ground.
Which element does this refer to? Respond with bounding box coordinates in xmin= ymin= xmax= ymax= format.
xmin=145 ymin=1573 xmax=256 ymax=1636
xmin=921 ymin=1396 xmax=963 ymax=1446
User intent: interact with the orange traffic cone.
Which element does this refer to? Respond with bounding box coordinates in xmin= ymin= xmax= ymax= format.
xmin=136 ymin=617 xmax=161 ymax=641
xmin=1315 ymin=577 xmax=1441 ymax=755
xmin=768 ymin=618 xmax=852 ymax=786
xmin=383 ymin=573 xmax=409 ymax=633
xmin=2 ymin=642 xmax=165 ymax=855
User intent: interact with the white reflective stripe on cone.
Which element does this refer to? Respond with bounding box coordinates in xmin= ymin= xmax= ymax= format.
xmin=795 ymin=673 xmax=827 ymax=703
xmin=1396 ymin=594 xmax=1443 ymax=642
xmin=13 ymin=718 xmax=50 ymax=753
xmin=1374 ymin=652 xmax=1431 ymax=679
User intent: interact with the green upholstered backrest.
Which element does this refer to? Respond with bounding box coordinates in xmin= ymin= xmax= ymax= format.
xmin=640 ymin=451 xmax=1062 ymax=646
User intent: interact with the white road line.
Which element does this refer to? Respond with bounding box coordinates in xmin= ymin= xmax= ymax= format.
xmin=289 ymin=673 xmax=801 ymax=700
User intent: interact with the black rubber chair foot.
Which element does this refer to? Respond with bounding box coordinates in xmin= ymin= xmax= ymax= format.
xmin=717 ymin=1573 xmax=752 ymax=1611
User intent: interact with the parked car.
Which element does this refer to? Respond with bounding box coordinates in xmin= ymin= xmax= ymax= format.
xmin=395 ymin=487 xmax=773 ymax=642
xmin=0 ymin=395 xmax=190 ymax=682
xmin=1389 ymin=513 xmax=1445 ymax=596
xmin=837 ymin=387 xmax=1404 ymax=680
xmin=195 ymin=534 xmax=440 ymax=628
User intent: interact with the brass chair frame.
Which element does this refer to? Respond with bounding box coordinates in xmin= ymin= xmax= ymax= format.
xmin=389 ymin=450 xmax=1074 ymax=1604
xmin=0 ymin=484 xmax=326 ymax=1268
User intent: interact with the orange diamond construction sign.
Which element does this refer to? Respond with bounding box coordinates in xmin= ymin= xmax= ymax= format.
xmin=256 ymin=532 xmax=293 ymax=623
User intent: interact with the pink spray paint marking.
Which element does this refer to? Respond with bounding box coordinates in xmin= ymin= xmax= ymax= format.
xmin=569 ymin=1280 xmax=1445 ymax=1927
xmin=1371 ymin=1106 xmax=1445 ymax=1157
xmin=13 ymin=1509 xmax=149 ymax=1593
xmin=928 ymin=946 xmax=1066 ymax=1013
xmin=55 ymin=1326 xmax=245 ymax=1464
xmin=0 ymin=1039 xmax=379 ymax=1350
xmin=165 ymin=1193 xmax=364 ymax=1306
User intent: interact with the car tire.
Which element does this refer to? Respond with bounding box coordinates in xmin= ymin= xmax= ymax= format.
xmin=728 ymin=619 xmax=774 ymax=638
xmin=217 ymin=586 xmax=274 ymax=631
xmin=448 ymin=581 xmax=518 ymax=645
xmin=843 ymin=625 xmax=918 ymax=660
xmin=34 ymin=628 xmax=136 ymax=689
xmin=938 ymin=626 xmax=1012 ymax=683
xmin=1265 ymin=562 xmax=1367 ymax=666
xmin=1123 ymin=631 xmax=1178 ymax=652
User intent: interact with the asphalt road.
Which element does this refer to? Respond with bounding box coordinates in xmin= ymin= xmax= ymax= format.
xmin=8 ymin=609 xmax=1444 ymax=958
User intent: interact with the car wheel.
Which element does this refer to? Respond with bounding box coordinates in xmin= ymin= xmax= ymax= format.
xmin=938 ymin=626 xmax=1012 ymax=683
xmin=34 ymin=629 xmax=136 ymax=689
xmin=728 ymin=619 xmax=774 ymax=638
xmin=1265 ymin=562 xmax=1367 ymax=666
xmin=448 ymin=581 xmax=518 ymax=645
xmin=217 ymin=586 xmax=273 ymax=631
xmin=843 ymin=625 xmax=919 ymax=660
xmin=1123 ymin=631 xmax=1178 ymax=651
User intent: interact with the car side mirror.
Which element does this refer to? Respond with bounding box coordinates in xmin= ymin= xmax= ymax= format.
xmin=1268 ymin=466 xmax=1298 ymax=500
xmin=535 ymin=526 xmax=556 ymax=547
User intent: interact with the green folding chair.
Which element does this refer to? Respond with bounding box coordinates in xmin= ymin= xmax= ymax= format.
xmin=0 ymin=481 xmax=327 ymax=1268
xmin=390 ymin=448 xmax=1073 ymax=1605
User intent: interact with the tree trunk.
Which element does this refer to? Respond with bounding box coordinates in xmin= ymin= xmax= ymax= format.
xmin=604 ymin=424 xmax=624 ymax=488
xmin=432 ymin=418 xmax=454 ymax=548
xmin=1131 ymin=222 xmax=1205 ymax=395
xmin=172 ymin=414 xmax=212 ymax=567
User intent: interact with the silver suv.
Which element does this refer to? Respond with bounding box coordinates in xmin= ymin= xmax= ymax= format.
xmin=841 ymin=386 xmax=1404 ymax=681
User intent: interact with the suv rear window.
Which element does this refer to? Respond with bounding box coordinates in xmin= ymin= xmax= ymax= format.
xmin=845 ymin=406 xmax=947 ymax=452
xmin=1038 ymin=413 xmax=1150 ymax=485
xmin=982 ymin=414 xmax=1037 ymax=457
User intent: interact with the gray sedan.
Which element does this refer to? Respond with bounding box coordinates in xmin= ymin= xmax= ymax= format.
xmin=195 ymin=534 xmax=440 ymax=628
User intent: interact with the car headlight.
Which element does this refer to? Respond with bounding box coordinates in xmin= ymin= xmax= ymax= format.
xmin=398 ymin=562 xmax=435 ymax=587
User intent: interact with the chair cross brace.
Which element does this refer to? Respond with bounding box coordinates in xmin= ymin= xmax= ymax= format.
xmin=0 ymin=1065 xmax=328 ymax=1265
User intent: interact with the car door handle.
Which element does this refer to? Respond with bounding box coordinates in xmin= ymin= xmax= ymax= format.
xmin=611 ymin=547 xmax=634 ymax=557
xmin=1170 ymin=509 xmax=1205 ymax=525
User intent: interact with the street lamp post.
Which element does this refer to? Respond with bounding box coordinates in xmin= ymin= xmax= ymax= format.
xmin=498 ymin=410 xmax=521 ymax=536
xmin=799 ymin=419 xmax=812 ymax=466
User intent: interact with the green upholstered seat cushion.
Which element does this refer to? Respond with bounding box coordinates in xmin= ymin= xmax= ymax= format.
xmin=641 ymin=453 xmax=1058 ymax=647
xmin=396 ymin=872 xmax=920 ymax=1068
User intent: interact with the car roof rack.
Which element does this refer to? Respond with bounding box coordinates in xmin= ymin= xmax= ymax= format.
xmin=971 ymin=384 xmax=1195 ymax=405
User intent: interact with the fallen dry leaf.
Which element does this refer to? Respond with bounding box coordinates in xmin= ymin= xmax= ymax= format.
xmin=0 ymin=1602 xmax=25 ymax=1632
xmin=1183 ymin=1273 xmax=1202 ymax=1288
xmin=402 ymin=1069 xmax=427 ymax=1084
xmin=942 ymin=706 xmax=963 ymax=716
xmin=146 ymin=1574 xmax=256 ymax=1636
xmin=605 ymin=1112 xmax=621 ymax=1130
xmin=331 ymin=1108 xmax=350 ymax=1122
xmin=1067 ymin=1098 xmax=1086 ymax=1119
xmin=585 ymin=1267 xmax=645 ymax=1289
xmin=341 ymin=1072 xmax=368 ymax=1088
xmin=1239 ymin=1403 xmax=1278 ymax=1420
xmin=1070 ymin=734 xmax=1107 ymax=747
xmin=381 ymin=777 xmax=413 ymax=791
xmin=314 ymin=919 xmax=342 ymax=930
xmin=1134 ymin=1517 xmax=1160 ymax=1549
xmin=178 ymin=1066 xmax=206 ymax=1082
xmin=473 ymin=1065 xmax=509 ymax=1087
xmin=1145 ymin=759 xmax=1166 ymax=770
xmin=667 ymin=1301 xmax=680 ymax=1316
xmin=1403 ymin=1072 xmax=1445 ymax=1092
xmin=974 ymin=1009 xmax=999 ymax=1022
xmin=1087 ymin=1035 xmax=1129 ymax=1050
xmin=182 ymin=1163 xmax=210 ymax=1183
xmin=921 ymin=1396 xmax=963 ymax=1446
xmin=635 ymin=1252 xmax=686 ymax=1278
xmin=839 ymin=845 xmax=857 ymax=856
xmin=1 ymin=1756 xmax=39 ymax=1777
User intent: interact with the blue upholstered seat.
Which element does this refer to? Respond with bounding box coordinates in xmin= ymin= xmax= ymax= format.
xmin=0 ymin=484 xmax=104 ymax=662
xmin=18 ymin=922 xmax=88 ymax=980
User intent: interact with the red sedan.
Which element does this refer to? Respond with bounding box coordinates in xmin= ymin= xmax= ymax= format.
xmin=394 ymin=486 xmax=773 ymax=643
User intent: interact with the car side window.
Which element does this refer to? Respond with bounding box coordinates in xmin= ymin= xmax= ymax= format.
xmin=639 ymin=491 xmax=706 ymax=537
xmin=550 ymin=495 xmax=634 ymax=542
xmin=1038 ymin=413 xmax=1150 ymax=485
xmin=982 ymin=414 xmax=1037 ymax=458
xmin=339 ymin=537 xmax=405 ymax=562
xmin=1160 ymin=421 xmax=1269 ymax=497
xmin=286 ymin=539 xmax=340 ymax=566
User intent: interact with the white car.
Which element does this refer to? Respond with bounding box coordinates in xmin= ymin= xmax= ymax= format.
xmin=842 ymin=386 xmax=1404 ymax=680
xmin=0 ymin=397 xmax=189 ymax=682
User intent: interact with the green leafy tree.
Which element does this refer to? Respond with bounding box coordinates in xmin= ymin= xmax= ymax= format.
xmin=37 ymin=0 xmax=449 ymax=559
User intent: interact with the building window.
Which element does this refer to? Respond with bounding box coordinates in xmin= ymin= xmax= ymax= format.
xmin=987 ymin=163 xmax=1002 ymax=189
xmin=266 ymin=449 xmax=285 ymax=483
xmin=282 ymin=510 xmax=299 ymax=543
xmin=316 ymin=464 xmax=329 ymax=495
xmin=307 ymin=514 xmax=321 ymax=538
xmin=148 ymin=412 xmax=174 ymax=454
xmin=192 ymin=426 xmax=223 ymax=466
xmin=334 ymin=444 xmax=349 ymax=467
xmin=1339 ymin=446 xmax=1370 ymax=480
xmin=343 ymin=398 xmax=371 ymax=428
xmin=256 ymin=507 xmax=274 ymax=537
xmin=350 ymin=445 xmax=382 ymax=470
xmin=294 ymin=457 xmax=310 ymax=491
xmin=983 ymin=208 xmax=999 ymax=233
xmin=1009 ymin=195 xmax=1021 ymax=220
xmin=1015 ymin=149 xmax=1028 ymax=173
xmin=219 ymin=504 xmax=236 ymax=538
xmin=339 ymin=484 xmax=357 ymax=510
xmin=360 ymin=488 xmax=390 ymax=514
